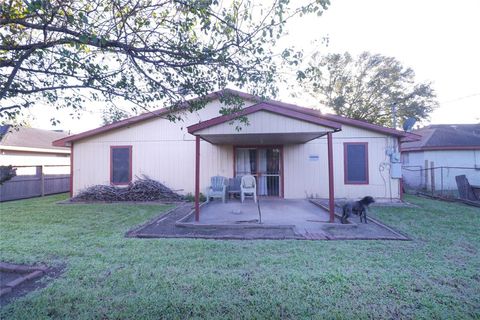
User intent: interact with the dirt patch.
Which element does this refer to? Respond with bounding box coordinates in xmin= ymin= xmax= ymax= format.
xmin=0 ymin=262 xmax=64 ymax=307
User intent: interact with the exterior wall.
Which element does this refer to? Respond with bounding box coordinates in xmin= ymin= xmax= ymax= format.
xmin=72 ymin=99 xmax=254 ymax=196
xmin=0 ymin=150 xmax=70 ymax=175
xmin=402 ymin=149 xmax=480 ymax=190
xmin=284 ymin=126 xmax=400 ymax=200
xmin=72 ymin=99 xmax=401 ymax=200
xmin=196 ymin=110 xmax=331 ymax=135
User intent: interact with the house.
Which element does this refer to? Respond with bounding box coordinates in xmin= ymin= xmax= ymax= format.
xmin=0 ymin=125 xmax=70 ymax=175
xmin=53 ymin=89 xmax=415 ymax=220
xmin=0 ymin=125 xmax=71 ymax=201
xmin=401 ymin=124 xmax=480 ymax=192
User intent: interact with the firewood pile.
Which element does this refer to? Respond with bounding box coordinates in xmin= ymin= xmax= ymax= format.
xmin=72 ymin=176 xmax=183 ymax=202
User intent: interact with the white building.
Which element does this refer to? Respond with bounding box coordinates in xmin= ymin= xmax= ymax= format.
xmin=401 ymin=124 xmax=480 ymax=192
xmin=54 ymin=89 xmax=415 ymax=205
xmin=0 ymin=126 xmax=70 ymax=175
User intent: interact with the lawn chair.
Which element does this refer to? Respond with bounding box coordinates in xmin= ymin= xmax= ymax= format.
xmin=206 ymin=176 xmax=227 ymax=203
xmin=227 ymin=177 xmax=242 ymax=200
xmin=241 ymin=175 xmax=257 ymax=203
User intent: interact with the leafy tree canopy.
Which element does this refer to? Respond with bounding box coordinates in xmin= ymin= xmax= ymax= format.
xmin=297 ymin=52 xmax=438 ymax=128
xmin=101 ymin=105 xmax=130 ymax=125
xmin=1 ymin=0 xmax=329 ymax=124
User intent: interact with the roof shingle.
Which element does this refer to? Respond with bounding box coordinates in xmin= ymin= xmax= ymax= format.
xmin=401 ymin=124 xmax=480 ymax=151
xmin=0 ymin=126 xmax=70 ymax=151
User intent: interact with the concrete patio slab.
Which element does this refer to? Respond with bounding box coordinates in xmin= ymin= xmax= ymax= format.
xmin=128 ymin=199 xmax=410 ymax=240
xmin=186 ymin=199 xmax=335 ymax=224
xmin=179 ymin=199 xmax=339 ymax=239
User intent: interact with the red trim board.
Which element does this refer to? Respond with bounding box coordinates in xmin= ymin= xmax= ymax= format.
xmin=70 ymin=143 xmax=74 ymax=197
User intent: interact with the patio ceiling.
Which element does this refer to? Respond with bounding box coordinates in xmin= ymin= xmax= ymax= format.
xmin=196 ymin=131 xmax=329 ymax=145
xmin=188 ymin=103 xmax=342 ymax=145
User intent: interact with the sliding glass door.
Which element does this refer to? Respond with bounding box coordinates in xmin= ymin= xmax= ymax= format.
xmin=235 ymin=147 xmax=282 ymax=197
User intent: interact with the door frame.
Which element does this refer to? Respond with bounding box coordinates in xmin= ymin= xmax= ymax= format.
xmin=232 ymin=145 xmax=284 ymax=198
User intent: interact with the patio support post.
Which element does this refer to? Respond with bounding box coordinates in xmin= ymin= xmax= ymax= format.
xmin=195 ymin=136 xmax=200 ymax=222
xmin=70 ymin=143 xmax=74 ymax=198
xmin=327 ymin=132 xmax=335 ymax=223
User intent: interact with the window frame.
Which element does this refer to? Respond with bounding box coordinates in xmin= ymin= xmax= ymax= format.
xmin=110 ymin=145 xmax=133 ymax=185
xmin=343 ymin=142 xmax=369 ymax=185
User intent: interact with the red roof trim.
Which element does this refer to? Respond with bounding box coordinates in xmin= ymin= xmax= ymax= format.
xmin=187 ymin=102 xmax=342 ymax=134
xmin=53 ymin=88 xmax=413 ymax=147
xmin=234 ymin=94 xmax=411 ymax=138
xmin=319 ymin=114 xmax=409 ymax=138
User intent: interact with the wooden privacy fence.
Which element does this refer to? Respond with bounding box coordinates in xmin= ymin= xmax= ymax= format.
xmin=0 ymin=165 xmax=70 ymax=202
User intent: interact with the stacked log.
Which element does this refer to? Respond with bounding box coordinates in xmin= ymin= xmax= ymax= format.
xmin=72 ymin=176 xmax=183 ymax=202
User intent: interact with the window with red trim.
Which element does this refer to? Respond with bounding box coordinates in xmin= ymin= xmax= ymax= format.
xmin=344 ymin=143 xmax=369 ymax=184
xmin=110 ymin=146 xmax=132 ymax=185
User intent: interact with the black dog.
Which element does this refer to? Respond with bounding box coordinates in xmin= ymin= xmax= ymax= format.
xmin=341 ymin=196 xmax=375 ymax=224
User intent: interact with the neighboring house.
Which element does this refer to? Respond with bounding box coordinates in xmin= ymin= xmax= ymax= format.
xmin=401 ymin=124 xmax=480 ymax=192
xmin=0 ymin=125 xmax=71 ymax=174
xmin=0 ymin=126 xmax=71 ymax=201
xmin=54 ymin=89 xmax=414 ymax=208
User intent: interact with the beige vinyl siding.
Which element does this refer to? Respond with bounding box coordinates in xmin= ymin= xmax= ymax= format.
xmin=284 ymin=126 xmax=400 ymax=200
xmin=72 ymin=100 xmax=251 ymax=196
xmin=195 ymin=110 xmax=331 ymax=135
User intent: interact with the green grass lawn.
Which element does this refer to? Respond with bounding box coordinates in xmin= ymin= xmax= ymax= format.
xmin=0 ymin=194 xmax=479 ymax=319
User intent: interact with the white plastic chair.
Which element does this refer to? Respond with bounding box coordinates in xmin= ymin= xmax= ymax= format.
xmin=241 ymin=175 xmax=257 ymax=203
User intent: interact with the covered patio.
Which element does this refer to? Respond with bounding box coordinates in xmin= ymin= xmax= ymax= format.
xmin=187 ymin=102 xmax=342 ymax=224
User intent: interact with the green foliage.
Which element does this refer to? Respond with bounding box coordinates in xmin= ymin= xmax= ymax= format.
xmin=0 ymin=194 xmax=479 ymax=318
xmin=101 ymin=105 xmax=130 ymax=125
xmin=298 ymin=52 xmax=439 ymax=127
xmin=0 ymin=0 xmax=330 ymax=124
xmin=184 ymin=192 xmax=206 ymax=202
xmin=0 ymin=165 xmax=16 ymax=184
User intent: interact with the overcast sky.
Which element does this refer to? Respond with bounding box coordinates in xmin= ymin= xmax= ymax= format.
xmin=27 ymin=0 xmax=480 ymax=133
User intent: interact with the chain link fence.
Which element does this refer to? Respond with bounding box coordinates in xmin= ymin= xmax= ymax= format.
xmin=402 ymin=165 xmax=480 ymax=200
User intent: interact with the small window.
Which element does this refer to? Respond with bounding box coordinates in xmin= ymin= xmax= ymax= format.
xmin=344 ymin=143 xmax=368 ymax=184
xmin=110 ymin=146 xmax=132 ymax=185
